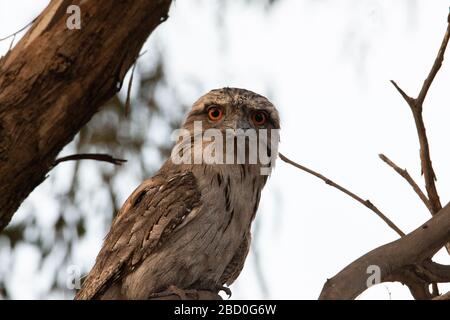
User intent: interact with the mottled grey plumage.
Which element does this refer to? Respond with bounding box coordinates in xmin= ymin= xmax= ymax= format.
xmin=75 ymin=88 xmax=280 ymax=300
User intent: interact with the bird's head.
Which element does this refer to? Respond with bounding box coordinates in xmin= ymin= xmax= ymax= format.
xmin=172 ymin=88 xmax=280 ymax=173
xmin=183 ymin=87 xmax=280 ymax=133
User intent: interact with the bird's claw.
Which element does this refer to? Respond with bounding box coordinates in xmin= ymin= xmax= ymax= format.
xmin=149 ymin=284 xmax=231 ymax=300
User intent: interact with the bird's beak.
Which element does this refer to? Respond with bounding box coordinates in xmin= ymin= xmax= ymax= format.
xmin=224 ymin=118 xmax=252 ymax=137
xmin=234 ymin=118 xmax=252 ymax=131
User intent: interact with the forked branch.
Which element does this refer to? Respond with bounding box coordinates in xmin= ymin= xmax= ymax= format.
xmin=319 ymin=12 xmax=450 ymax=299
xmin=389 ymin=12 xmax=450 ymax=215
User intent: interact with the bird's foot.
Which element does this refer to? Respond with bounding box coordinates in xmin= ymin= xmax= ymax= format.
xmin=149 ymin=285 xmax=229 ymax=300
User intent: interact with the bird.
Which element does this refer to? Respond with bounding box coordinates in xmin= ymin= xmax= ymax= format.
xmin=75 ymin=87 xmax=280 ymax=300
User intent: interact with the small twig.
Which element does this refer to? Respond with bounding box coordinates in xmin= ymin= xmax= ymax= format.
xmin=379 ymin=154 xmax=433 ymax=214
xmin=390 ymin=80 xmax=413 ymax=105
xmin=124 ymin=50 xmax=147 ymax=117
xmin=0 ymin=17 xmax=37 ymax=42
xmin=7 ymin=34 xmax=16 ymax=52
xmin=417 ymin=12 xmax=450 ymax=106
xmin=125 ymin=63 xmax=137 ymax=117
xmin=53 ymin=154 xmax=127 ymax=167
xmin=279 ymin=152 xmax=405 ymax=237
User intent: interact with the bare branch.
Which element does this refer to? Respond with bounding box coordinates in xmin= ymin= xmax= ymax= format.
xmin=421 ymin=260 xmax=450 ymax=283
xmin=379 ymin=154 xmax=433 ymax=214
xmin=53 ymin=154 xmax=127 ymax=167
xmin=417 ymin=13 xmax=450 ymax=105
xmin=125 ymin=50 xmax=147 ymax=117
xmin=390 ymin=79 xmax=441 ymax=213
xmin=397 ymin=268 xmax=435 ymax=300
xmin=390 ymin=80 xmax=413 ymax=106
xmin=0 ymin=17 xmax=37 ymax=42
xmin=125 ymin=63 xmax=137 ymax=118
xmin=319 ymin=202 xmax=450 ymax=299
xmin=319 ymin=14 xmax=450 ymax=300
xmin=279 ymin=152 xmax=405 ymax=237
xmin=390 ymin=13 xmax=450 ymax=215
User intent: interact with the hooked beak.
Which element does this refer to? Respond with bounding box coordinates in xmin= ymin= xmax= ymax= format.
xmin=234 ymin=118 xmax=252 ymax=131
xmin=223 ymin=117 xmax=252 ymax=136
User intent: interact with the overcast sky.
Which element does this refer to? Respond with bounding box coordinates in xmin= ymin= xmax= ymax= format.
xmin=1 ymin=0 xmax=450 ymax=299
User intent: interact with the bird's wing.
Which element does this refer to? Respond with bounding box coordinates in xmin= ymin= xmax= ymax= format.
xmin=220 ymin=232 xmax=251 ymax=285
xmin=75 ymin=171 xmax=201 ymax=300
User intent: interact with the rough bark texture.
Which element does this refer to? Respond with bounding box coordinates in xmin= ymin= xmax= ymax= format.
xmin=319 ymin=202 xmax=450 ymax=300
xmin=0 ymin=0 xmax=172 ymax=231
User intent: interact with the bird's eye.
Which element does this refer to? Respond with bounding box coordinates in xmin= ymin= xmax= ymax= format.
xmin=207 ymin=106 xmax=224 ymax=121
xmin=251 ymin=111 xmax=268 ymax=126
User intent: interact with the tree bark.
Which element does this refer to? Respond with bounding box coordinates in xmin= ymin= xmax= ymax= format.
xmin=0 ymin=0 xmax=172 ymax=231
xmin=319 ymin=202 xmax=450 ymax=299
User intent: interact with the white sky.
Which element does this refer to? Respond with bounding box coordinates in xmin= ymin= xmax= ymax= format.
xmin=1 ymin=0 xmax=450 ymax=299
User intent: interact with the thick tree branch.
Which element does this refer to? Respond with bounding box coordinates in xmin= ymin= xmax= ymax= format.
xmin=379 ymin=154 xmax=433 ymax=214
xmin=279 ymin=152 xmax=405 ymax=237
xmin=0 ymin=0 xmax=172 ymax=231
xmin=420 ymin=260 xmax=450 ymax=283
xmin=319 ymin=202 xmax=450 ymax=300
xmin=400 ymin=270 xmax=435 ymax=300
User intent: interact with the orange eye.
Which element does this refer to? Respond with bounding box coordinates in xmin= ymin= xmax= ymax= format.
xmin=252 ymin=111 xmax=268 ymax=126
xmin=208 ymin=106 xmax=223 ymax=121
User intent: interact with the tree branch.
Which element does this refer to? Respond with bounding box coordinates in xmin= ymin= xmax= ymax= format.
xmin=279 ymin=152 xmax=405 ymax=237
xmin=390 ymin=80 xmax=413 ymax=105
xmin=416 ymin=12 xmax=450 ymax=105
xmin=420 ymin=260 xmax=450 ymax=283
xmin=124 ymin=50 xmax=147 ymax=117
xmin=0 ymin=17 xmax=37 ymax=42
xmin=379 ymin=154 xmax=433 ymax=214
xmin=53 ymin=154 xmax=127 ymax=167
xmin=0 ymin=0 xmax=172 ymax=231
xmin=319 ymin=202 xmax=450 ymax=299
xmin=389 ymin=13 xmax=450 ymax=215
